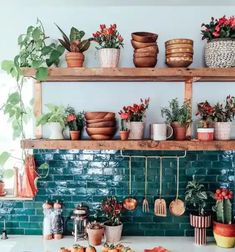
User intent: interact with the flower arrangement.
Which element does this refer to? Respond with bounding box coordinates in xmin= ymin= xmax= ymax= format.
xmin=201 ymin=16 xmax=235 ymax=41
xmin=101 ymin=196 xmax=123 ymax=226
xmin=196 ymin=101 xmax=214 ymax=127
xmin=92 ymin=24 xmax=124 ymax=49
xmin=119 ymin=98 xmax=150 ymax=122
xmin=65 ymin=106 xmax=84 ymax=131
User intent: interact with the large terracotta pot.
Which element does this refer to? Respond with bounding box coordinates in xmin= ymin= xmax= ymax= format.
xmin=214 ymin=122 xmax=232 ymax=140
xmin=104 ymin=223 xmax=123 ymax=243
xmin=48 ymin=122 xmax=64 ymax=140
xmin=70 ymin=131 xmax=80 ymax=140
xmin=120 ymin=130 xmax=130 ymax=140
xmin=0 ymin=181 xmax=5 ymax=196
xmin=99 ymin=48 xmax=120 ymax=67
xmin=190 ymin=213 xmax=211 ymax=245
xmin=128 ymin=122 xmax=145 ymax=140
xmin=87 ymin=227 xmax=104 ymax=246
xmin=66 ymin=52 xmax=84 ymax=67
xmin=213 ymin=221 xmax=235 ymax=248
xmin=171 ymin=122 xmax=187 ymax=140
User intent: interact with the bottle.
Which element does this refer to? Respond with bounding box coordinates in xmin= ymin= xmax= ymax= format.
xmin=42 ymin=200 xmax=53 ymax=240
xmin=52 ymin=200 xmax=63 ymax=239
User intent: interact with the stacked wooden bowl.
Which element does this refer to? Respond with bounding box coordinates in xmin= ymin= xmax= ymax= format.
xmin=165 ymin=39 xmax=193 ymax=67
xmin=85 ymin=112 xmax=116 ymax=140
xmin=131 ymin=32 xmax=158 ymax=67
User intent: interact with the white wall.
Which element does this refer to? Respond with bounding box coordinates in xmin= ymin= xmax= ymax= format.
xmin=1 ymin=1 xmax=235 ymax=138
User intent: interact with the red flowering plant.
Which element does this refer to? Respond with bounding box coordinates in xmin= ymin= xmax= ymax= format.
xmin=201 ymin=16 xmax=235 ymax=41
xmin=196 ymin=101 xmax=214 ymax=128
xmin=65 ymin=106 xmax=84 ymax=131
xmin=101 ymin=196 xmax=123 ymax=226
xmin=119 ymin=98 xmax=150 ymax=122
xmin=118 ymin=112 xmax=130 ymax=131
xmin=92 ymin=24 xmax=124 ymax=49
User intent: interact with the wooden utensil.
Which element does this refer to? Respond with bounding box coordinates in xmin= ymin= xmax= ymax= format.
xmin=169 ymin=157 xmax=185 ymax=216
xmin=154 ymin=157 xmax=167 ymax=217
xmin=142 ymin=157 xmax=149 ymax=213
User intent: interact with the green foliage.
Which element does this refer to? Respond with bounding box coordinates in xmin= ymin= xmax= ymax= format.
xmin=0 ymin=152 xmax=14 ymax=181
xmin=215 ymin=199 xmax=232 ymax=224
xmin=36 ymin=104 xmax=65 ymax=127
xmin=55 ymin=24 xmax=90 ymax=53
xmin=65 ymin=106 xmax=84 ymax=131
xmin=161 ymin=98 xmax=192 ymax=126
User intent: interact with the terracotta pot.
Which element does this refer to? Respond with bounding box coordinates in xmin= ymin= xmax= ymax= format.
xmin=0 ymin=181 xmax=5 ymax=196
xmin=128 ymin=122 xmax=145 ymax=140
xmin=99 ymin=48 xmax=120 ymax=67
xmin=120 ymin=130 xmax=130 ymax=140
xmin=66 ymin=52 xmax=84 ymax=67
xmin=87 ymin=227 xmax=104 ymax=246
xmin=190 ymin=214 xmax=211 ymax=245
xmin=213 ymin=221 xmax=235 ymax=248
xmin=214 ymin=122 xmax=232 ymax=140
xmin=104 ymin=223 xmax=123 ymax=243
xmin=70 ymin=131 xmax=80 ymax=140
xmin=171 ymin=122 xmax=187 ymax=140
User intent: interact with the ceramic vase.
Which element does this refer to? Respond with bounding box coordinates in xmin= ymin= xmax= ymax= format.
xmin=104 ymin=223 xmax=123 ymax=243
xmin=128 ymin=122 xmax=145 ymax=140
xmin=48 ymin=122 xmax=64 ymax=140
xmin=65 ymin=52 xmax=84 ymax=67
xmin=99 ymin=48 xmax=120 ymax=67
xmin=214 ymin=122 xmax=232 ymax=140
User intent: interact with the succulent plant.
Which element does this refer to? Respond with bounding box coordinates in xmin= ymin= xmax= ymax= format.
xmin=86 ymin=221 xmax=104 ymax=229
xmin=55 ymin=24 xmax=90 ymax=53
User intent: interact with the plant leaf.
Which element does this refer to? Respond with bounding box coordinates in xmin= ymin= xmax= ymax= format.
xmin=36 ymin=67 xmax=48 ymax=81
xmin=0 ymin=152 xmax=10 ymax=166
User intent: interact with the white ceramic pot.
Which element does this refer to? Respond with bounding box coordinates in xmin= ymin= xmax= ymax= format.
xmin=128 ymin=121 xmax=145 ymax=140
xmin=214 ymin=122 xmax=232 ymax=140
xmin=99 ymin=48 xmax=120 ymax=67
xmin=48 ymin=122 xmax=64 ymax=140
xmin=104 ymin=223 xmax=123 ymax=243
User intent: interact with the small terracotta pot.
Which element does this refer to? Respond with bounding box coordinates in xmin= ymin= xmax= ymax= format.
xmin=213 ymin=221 xmax=235 ymax=248
xmin=214 ymin=122 xmax=232 ymax=140
xmin=171 ymin=122 xmax=187 ymax=140
xmin=70 ymin=131 xmax=80 ymax=140
xmin=87 ymin=227 xmax=104 ymax=246
xmin=0 ymin=181 xmax=5 ymax=196
xmin=120 ymin=130 xmax=130 ymax=140
xmin=66 ymin=52 xmax=84 ymax=67
xmin=104 ymin=223 xmax=123 ymax=243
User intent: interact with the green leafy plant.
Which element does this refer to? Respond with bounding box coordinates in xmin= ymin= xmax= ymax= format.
xmin=161 ymin=98 xmax=191 ymax=126
xmin=65 ymin=106 xmax=84 ymax=131
xmin=0 ymin=152 xmax=14 ymax=182
xmin=36 ymin=104 xmax=65 ymax=127
xmin=56 ymin=24 xmax=90 ymax=53
xmin=185 ymin=177 xmax=212 ymax=216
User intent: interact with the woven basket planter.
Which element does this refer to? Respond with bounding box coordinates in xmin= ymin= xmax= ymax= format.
xmin=204 ymin=39 xmax=235 ymax=68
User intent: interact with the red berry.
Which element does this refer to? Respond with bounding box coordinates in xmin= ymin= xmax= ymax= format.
xmin=216 ymin=189 xmax=221 ymax=194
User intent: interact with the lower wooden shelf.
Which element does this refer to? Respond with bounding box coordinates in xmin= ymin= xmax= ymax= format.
xmin=21 ymin=139 xmax=235 ymax=151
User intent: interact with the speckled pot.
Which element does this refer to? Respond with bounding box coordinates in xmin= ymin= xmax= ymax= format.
xmin=104 ymin=223 xmax=123 ymax=243
xmin=99 ymin=48 xmax=120 ymax=67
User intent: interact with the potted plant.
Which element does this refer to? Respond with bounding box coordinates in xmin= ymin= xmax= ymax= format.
xmin=120 ymin=98 xmax=150 ymax=139
xmin=36 ymin=104 xmax=65 ymax=139
xmin=201 ymin=16 xmax=235 ymax=68
xmin=92 ymin=24 xmax=124 ymax=67
xmin=213 ymin=188 xmax=235 ymax=248
xmin=56 ymin=24 xmax=91 ymax=67
xmin=101 ymin=196 xmax=123 ymax=243
xmin=161 ymin=98 xmax=191 ymax=140
xmin=118 ymin=111 xmax=130 ymax=140
xmin=86 ymin=221 xmax=104 ymax=246
xmin=196 ymin=100 xmax=214 ymax=141
xmin=185 ymin=178 xmax=212 ymax=245
xmin=65 ymin=106 xmax=84 ymax=140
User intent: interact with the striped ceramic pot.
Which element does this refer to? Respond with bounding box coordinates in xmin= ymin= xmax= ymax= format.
xmin=190 ymin=214 xmax=211 ymax=245
xmin=99 ymin=48 xmax=120 ymax=67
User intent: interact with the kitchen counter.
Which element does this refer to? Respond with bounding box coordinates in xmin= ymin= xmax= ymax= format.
xmin=0 ymin=236 xmax=229 ymax=252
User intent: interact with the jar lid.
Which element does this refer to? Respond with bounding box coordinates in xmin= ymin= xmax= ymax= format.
xmin=197 ymin=128 xmax=214 ymax=133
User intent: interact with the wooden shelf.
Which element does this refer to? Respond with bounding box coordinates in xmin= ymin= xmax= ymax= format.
xmin=21 ymin=139 xmax=235 ymax=151
xmin=23 ymin=67 xmax=235 ymax=82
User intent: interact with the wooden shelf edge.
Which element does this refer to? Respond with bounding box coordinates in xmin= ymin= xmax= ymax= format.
xmin=0 ymin=196 xmax=33 ymax=201
xmin=21 ymin=139 xmax=235 ymax=151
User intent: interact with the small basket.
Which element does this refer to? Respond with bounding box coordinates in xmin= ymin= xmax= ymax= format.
xmin=204 ymin=38 xmax=235 ymax=68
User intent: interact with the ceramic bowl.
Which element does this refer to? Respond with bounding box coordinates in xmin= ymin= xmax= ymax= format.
xmin=131 ymin=32 xmax=158 ymax=43
xmin=131 ymin=40 xmax=157 ymax=49
xmin=85 ymin=112 xmax=115 ymax=120
xmin=133 ymin=56 xmax=157 ymax=67
xmin=86 ymin=127 xmax=116 ymax=136
xmin=87 ymin=120 xmax=116 ymax=128
xmin=135 ymin=45 xmax=158 ymax=54
xmin=165 ymin=38 xmax=193 ymax=46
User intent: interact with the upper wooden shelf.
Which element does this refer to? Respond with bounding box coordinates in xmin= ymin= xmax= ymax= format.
xmin=23 ymin=67 xmax=235 ymax=82
xmin=21 ymin=139 xmax=235 ymax=151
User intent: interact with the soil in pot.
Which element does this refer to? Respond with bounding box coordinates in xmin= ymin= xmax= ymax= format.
xmin=171 ymin=122 xmax=187 ymax=140
xmin=87 ymin=227 xmax=104 ymax=246
xmin=66 ymin=52 xmax=84 ymax=67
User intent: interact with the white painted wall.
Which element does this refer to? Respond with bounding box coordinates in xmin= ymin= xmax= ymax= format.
xmin=0 ymin=1 xmax=235 ymax=138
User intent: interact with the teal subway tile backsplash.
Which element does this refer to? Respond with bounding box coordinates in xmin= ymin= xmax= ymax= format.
xmin=0 ymin=150 xmax=234 ymax=236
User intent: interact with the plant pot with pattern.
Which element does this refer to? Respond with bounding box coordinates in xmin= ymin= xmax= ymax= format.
xmin=65 ymin=106 xmax=84 ymax=140
xmin=92 ymin=24 xmax=124 ymax=67
xmin=56 ymin=24 xmax=91 ymax=67
xmin=185 ymin=178 xmax=212 ymax=245
xmin=213 ymin=188 xmax=235 ymax=248
xmin=86 ymin=221 xmax=104 ymax=246
xmin=161 ymin=98 xmax=191 ymax=140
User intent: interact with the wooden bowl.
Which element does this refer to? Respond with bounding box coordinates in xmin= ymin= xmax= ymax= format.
xmin=166 ymin=52 xmax=193 ymax=57
xmin=89 ymin=134 xmax=113 ymax=140
xmin=166 ymin=44 xmax=193 ymax=50
xmin=85 ymin=112 xmax=115 ymax=120
xmin=134 ymin=51 xmax=158 ymax=58
xmin=165 ymin=38 xmax=193 ymax=46
xmin=87 ymin=120 xmax=116 ymax=128
xmin=86 ymin=118 xmax=116 ymax=124
xmin=131 ymin=32 xmax=158 ymax=43
xmin=135 ymin=45 xmax=159 ymax=54
xmin=133 ymin=56 xmax=157 ymax=67
xmin=166 ymin=48 xmax=193 ymax=54
xmin=86 ymin=127 xmax=116 ymax=136
xmin=131 ymin=40 xmax=157 ymax=49
xmin=166 ymin=57 xmax=192 ymax=67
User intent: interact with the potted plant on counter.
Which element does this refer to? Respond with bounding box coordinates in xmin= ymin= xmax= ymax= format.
xmin=36 ymin=104 xmax=65 ymax=139
xmin=92 ymin=24 xmax=124 ymax=67
xmin=86 ymin=221 xmax=104 ymax=246
xmin=118 ymin=111 xmax=130 ymax=140
xmin=185 ymin=178 xmax=212 ymax=245
xmin=213 ymin=188 xmax=235 ymax=248
xmin=201 ymin=16 xmax=235 ymax=68
xmin=65 ymin=106 xmax=84 ymax=140
xmin=101 ymin=196 xmax=123 ymax=243
xmin=161 ymin=98 xmax=191 ymax=140
xmin=56 ymin=24 xmax=91 ymax=67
